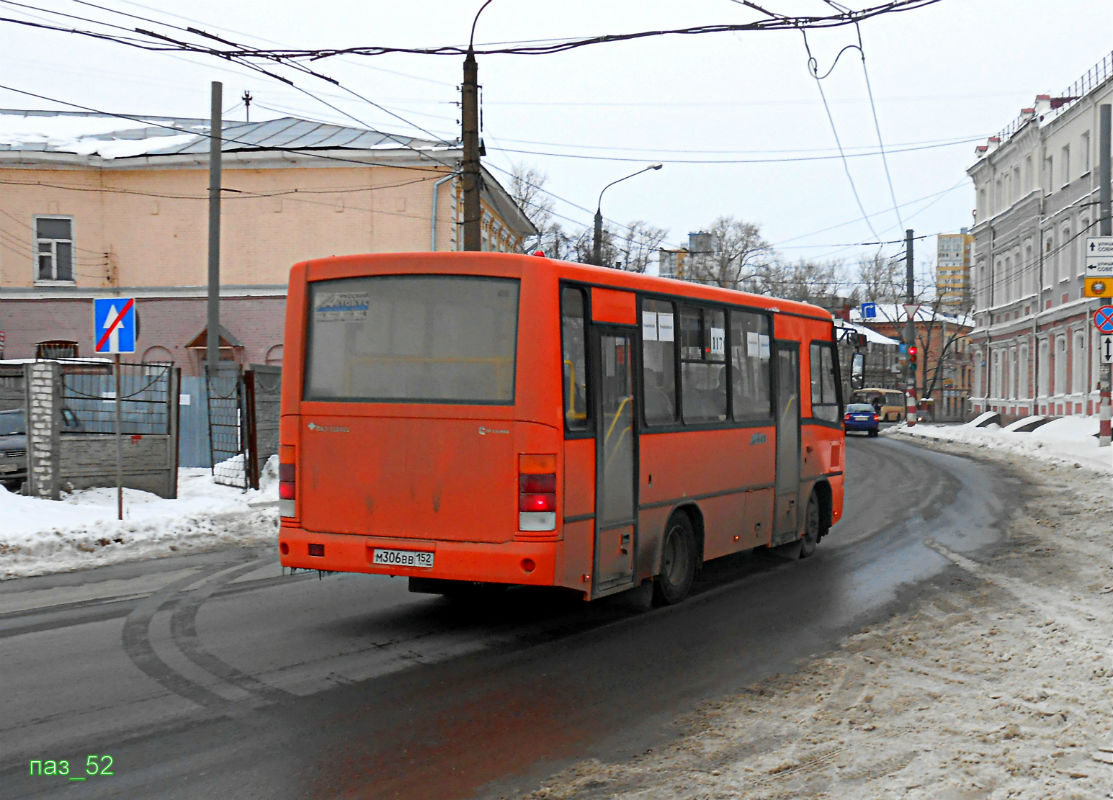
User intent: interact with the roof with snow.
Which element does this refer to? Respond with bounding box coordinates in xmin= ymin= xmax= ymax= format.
xmin=0 ymin=109 xmax=454 ymax=160
xmin=849 ymin=303 xmax=972 ymax=327
xmin=835 ymin=320 xmax=900 ymax=346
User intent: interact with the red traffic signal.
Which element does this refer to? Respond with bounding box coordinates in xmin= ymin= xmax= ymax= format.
xmin=908 ymin=345 xmax=918 ymax=364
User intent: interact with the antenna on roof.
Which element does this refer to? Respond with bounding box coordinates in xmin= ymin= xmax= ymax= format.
xmin=242 ymin=90 xmax=253 ymax=123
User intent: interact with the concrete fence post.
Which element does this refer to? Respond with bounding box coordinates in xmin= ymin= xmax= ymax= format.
xmin=25 ymin=361 xmax=61 ymax=500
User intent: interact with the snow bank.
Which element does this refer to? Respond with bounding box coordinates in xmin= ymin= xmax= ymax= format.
xmin=0 ymin=457 xmax=279 ymax=579
xmin=888 ymin=415 xmax=1113 ymax=475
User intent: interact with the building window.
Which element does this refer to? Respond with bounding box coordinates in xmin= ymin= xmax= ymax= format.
xmin=1081 ymin=132 xmax=1091 ymax=173
xmin=1037 ymin=339 xmax=1049 ymax=397
xmin=1072 ymin=331 xmax=1086 ymax=394
xmin=36 ymin=339 xmax=78 ymax=359
xmin=1018 ymin=343 xmax=1029 ymax=398
xmin=34 ymin=216 xmax=74 ymax=283
xmin=1059 ymin=223 xmax=1071 ymax=283
xmin=1054 ymin=336 xmax=1066 ymax=395
xmin=1060 ymin=145 xmax=1070 ymax=185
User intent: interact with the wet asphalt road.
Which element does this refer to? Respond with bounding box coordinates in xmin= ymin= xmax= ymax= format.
xmin=0 ymin=435 xmax=1019 ymax=799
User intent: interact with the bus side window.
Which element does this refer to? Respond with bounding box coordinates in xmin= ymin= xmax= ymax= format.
xmin=730 ymin=309 xmax=772 ymax=421
xmin=641 ymin=298 xmax=677 ymax=425
xmin=809 ymin=341 xmax=840 ymax=422
xmin=561 ymin=287 xmax=590 ymax=431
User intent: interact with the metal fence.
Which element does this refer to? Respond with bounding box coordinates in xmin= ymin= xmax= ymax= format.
xmin=206 ymin=365 xmax=248 ymax=489
xmin=61 ymin=360 xmax=174 ymax=434
xmin=205 ymin=364 xmax=281 ymax=490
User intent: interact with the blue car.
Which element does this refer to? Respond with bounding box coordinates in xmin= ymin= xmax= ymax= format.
xmin=843 ymin=403 xmax=880 ymax=437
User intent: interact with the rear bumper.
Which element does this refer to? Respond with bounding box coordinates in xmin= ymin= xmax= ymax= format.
xmin=278 ymin=525 xmax=558 ymax=587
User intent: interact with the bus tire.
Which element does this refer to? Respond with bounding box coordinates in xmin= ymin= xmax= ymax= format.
xmin=799 ymin=491 xmax=820 ymax=559
xmin=652 ymin=513 xmax=697 ymax=606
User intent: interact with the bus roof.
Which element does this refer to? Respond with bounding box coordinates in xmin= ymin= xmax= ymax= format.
xmin=292 ymin=251 xmax=836 ymax=324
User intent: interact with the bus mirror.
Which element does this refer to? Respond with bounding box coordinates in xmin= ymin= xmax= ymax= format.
xmin=850 ymin=352 xmax=864 ymax=389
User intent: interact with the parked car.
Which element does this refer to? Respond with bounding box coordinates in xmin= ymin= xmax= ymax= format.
xmin=0 ymin=407 xmax=84 ymax=490
xmin=843 ymin=403 xmax=880 ymax=437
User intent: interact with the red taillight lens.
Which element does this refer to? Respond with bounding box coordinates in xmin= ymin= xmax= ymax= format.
xmin=519 ymin=474 xmax=556 ymax=493
xmin=873 ymin=414 xmax=880 ymax=421
xmin=519 ymin=492 xmax=556 ymax=512
xmin=279 ymin=462 xmax=295 ymax=500
xmin=844 ymin=414 xmax=851 ymax=421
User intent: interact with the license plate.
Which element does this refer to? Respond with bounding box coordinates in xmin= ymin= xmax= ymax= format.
xmin=372 ymin=548 xmax=434 ymax=569
xmin=0 ymin=464 xmax=16 ymax=473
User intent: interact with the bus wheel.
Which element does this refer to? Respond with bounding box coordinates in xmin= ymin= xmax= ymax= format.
xmin=800 ymin=492 xmax=820 ymax=559
xmin=653 ymin=514 xmax=697 ymax=606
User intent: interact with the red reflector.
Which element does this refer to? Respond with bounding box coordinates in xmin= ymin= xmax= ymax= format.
xmin=279 ymin=482 xmax=296 ymax=500
xmin=519 ymin=493 xmax=556 ymax=512
xmin=307 ymin=543 xmax=324 ymax=557
xmin=519 ymin=474 xmax=556 ymax=493
xmin=873 ymin=415 xmax=880 ymax=421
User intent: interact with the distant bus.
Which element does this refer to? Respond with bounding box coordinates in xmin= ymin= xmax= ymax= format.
xmin=849 ymin=387 xmax=905 ymax=422
xmin=277 ymin=252 xmax=845 ymax=604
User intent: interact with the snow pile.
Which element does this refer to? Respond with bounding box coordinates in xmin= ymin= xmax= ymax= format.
xmin=0 ymin=456 xmax=278 ymax=579
xmin=889 ymin=414 xmax=1113 ymax=475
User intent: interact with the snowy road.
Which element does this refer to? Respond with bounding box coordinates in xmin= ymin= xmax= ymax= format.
xmin=0 ymin=434 xmax=1033 ymax=800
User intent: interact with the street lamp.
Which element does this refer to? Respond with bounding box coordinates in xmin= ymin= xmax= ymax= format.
xmin=592 ymin=164 xmax=662 ymax=266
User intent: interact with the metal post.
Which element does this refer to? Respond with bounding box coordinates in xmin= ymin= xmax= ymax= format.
xmin=115 ymin=353 xmax=123 ymax=521
xmin=592 ymin=208 xmax=603 ymax=266
xmin=905 ymin=228 xmax=916 ymax=426
xmin=206 ymin=81 xmax=223 ymax=373
xmin=1099 ymin=104 xmax=1111 ymax=446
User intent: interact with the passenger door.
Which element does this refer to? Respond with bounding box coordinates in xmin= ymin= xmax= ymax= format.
xmin=772 ymin=343 xmax=801 ymax=544
xmin=591 ymin=328 xmax=637 ymax=597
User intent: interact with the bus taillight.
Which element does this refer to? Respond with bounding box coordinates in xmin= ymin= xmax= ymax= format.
xmin=519 ymin=454 xmax=557 ymax=531
xmin=279 ymin=460 xmax=296 ymax=518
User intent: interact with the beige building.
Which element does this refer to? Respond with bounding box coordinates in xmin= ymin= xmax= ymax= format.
xmin=935 ymin=229 xmax=973 ymax=313
xmin=967 ymin=52 xmax=1111 ymax=420
xmin=0 ymin=110 xmax=535 ymax=373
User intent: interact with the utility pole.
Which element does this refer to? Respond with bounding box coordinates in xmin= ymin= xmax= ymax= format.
xmin=905 ymin=228 xmax=917 ymax=426
xmin=242 ymin=90 xmax=252 ymax=123
xmin=461 ymin=2 xmax=493 ymax=252
xmin=1098 ymin=103 xmax=1111 ymax=447
xmin=206 ymin=81 xmax=222 ymax=374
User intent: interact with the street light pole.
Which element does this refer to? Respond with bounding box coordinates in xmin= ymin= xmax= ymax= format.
xmin=592 ymin=164 xmax=662 ymax=266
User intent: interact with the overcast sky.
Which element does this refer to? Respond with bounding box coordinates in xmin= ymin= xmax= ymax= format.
xmin=3 ymin=0 xmax=1112 ymax=281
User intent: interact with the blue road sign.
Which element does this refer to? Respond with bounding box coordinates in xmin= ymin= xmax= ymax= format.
xmin=93 ymin=297 xmax=137 ymax=354
xmin=1095 ymin=307 xmax=1113 ymax=334
xmin=861 ymin=302 xmax=877 ymax=319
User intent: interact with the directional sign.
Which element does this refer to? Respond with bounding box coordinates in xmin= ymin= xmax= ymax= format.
xmin=1094 ymin=306 xmax=1113 ymax=334
xmin=93 ymin=297 xmax=137 ymax=354
xmin=1101 ymin=335 xmax=1113 ymax=365
xmin=861 ymin=302 xmax=877 ymax=319
xmin=1086 ymin=237 xmax=1113 ymax=276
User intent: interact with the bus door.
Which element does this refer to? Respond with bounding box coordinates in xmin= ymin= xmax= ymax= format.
xmin=591 ymin=328 xmax=638 ymax=597
xmin=772 ymin=342 xmax=801 ymax=545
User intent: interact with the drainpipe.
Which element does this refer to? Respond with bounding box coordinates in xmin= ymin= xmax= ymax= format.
xmin=1032 ymin=194 xmax=1044 ymax=416
xmin=430 ymin=173 xmax=457 ymax=251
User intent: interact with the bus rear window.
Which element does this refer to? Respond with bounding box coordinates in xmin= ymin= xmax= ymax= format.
xmin=304 ymin=275 xmax=519 ymax=403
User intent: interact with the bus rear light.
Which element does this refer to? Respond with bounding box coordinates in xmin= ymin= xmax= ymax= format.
xmin=519 ymin=454 xmax=557 ymax=532
xmin=279 ymin=461 xmax=296 ymax=517
xmin=519 ymin=493 xmax=556 ymax=512
xmin=307 ymin=543 xmax=325 ymax=557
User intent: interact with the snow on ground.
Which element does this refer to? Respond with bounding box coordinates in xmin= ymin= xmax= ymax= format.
xmin=517 ymin=418 xmax=1113 ymax=800
xmin=0 ymin=457 xmax=279 ymax=579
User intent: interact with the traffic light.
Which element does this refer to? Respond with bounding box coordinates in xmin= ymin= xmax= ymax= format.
xmin=908 ymin=345 xmax=918 ymax=367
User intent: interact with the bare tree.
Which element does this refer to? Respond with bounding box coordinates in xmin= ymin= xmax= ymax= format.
xmin=685 ymin=216 xmax=772 ymax=289
xmin=617 ymin=220 xmax=668 ymax=273
xmin=744 ymin=258 xmax=851 ymax=305
xmin=508 ymin=162 xmax=554 ymax=233
xmin=856 ymin=249 xmax=903 ymax=302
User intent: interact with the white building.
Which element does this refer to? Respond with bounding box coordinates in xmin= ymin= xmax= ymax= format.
xmin=967 ymin=52 xmax=1112 ymax=420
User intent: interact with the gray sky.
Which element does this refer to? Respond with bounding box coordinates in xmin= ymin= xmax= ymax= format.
xmin=3 ymin=0 xmax=1112 ymax=280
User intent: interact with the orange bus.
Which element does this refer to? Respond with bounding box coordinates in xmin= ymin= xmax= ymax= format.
xmin=277 ymin=252 xmax=845 ymax=604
